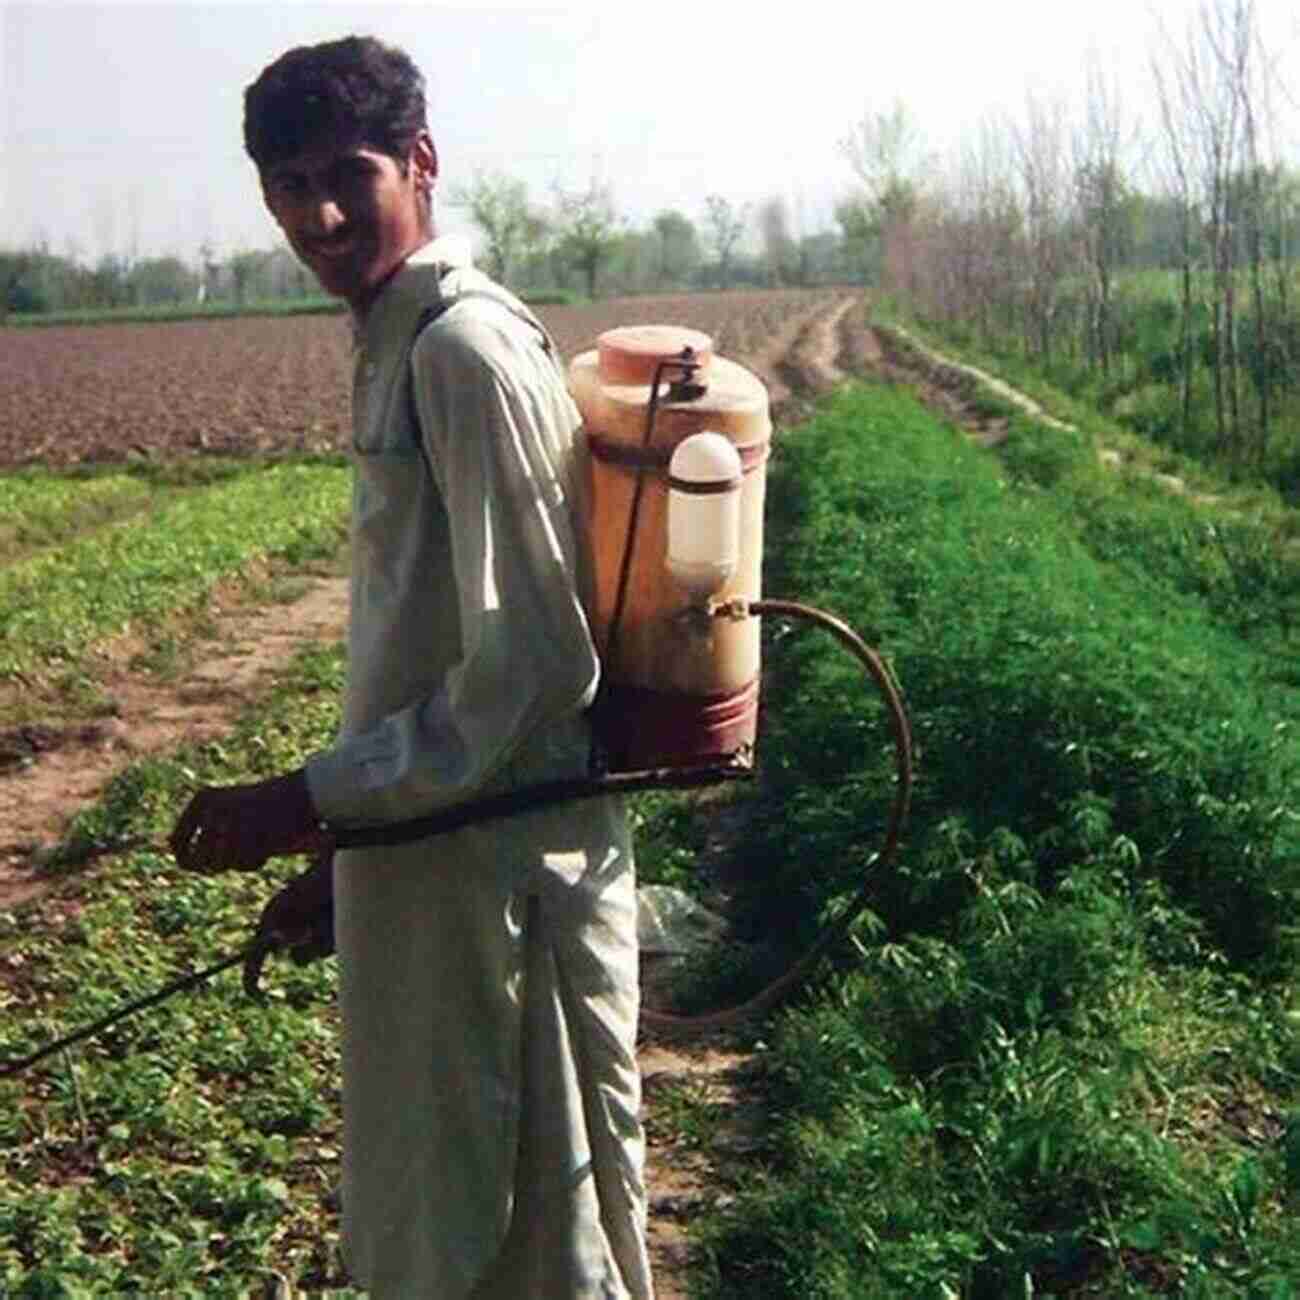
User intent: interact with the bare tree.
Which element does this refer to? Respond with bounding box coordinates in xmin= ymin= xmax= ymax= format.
xmin=839 ymin=100 xmax=931 ymax=296
xmin=1156 ymin=0 xmax=1257 ymax=453
xmin=1072 ymin=53 xmax=1135 ymax=379
xmin=1234 ymin=0 xmax=1287 ymax=460
xmin=1010 ymin=91 xmax=1072 ymax=362
xmin=452 ymin=171 xmax=537 ymax=285
xmin=1151 ymin=25 xmax=1203 ymax=442
xmin=933 ymin=116 xmax=1024 ymax=338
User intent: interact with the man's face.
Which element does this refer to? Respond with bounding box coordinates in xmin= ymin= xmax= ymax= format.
xmin=260 ymin=133 xmax=435 ymax=312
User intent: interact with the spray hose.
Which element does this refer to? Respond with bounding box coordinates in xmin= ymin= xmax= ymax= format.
xmin=1 ymin=596 xmax=909 ymax=1077
xmin=638 ymin=597 xmax=912 ymax=1036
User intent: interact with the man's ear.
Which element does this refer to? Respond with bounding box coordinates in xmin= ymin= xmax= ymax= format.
xmin=412 ymin=132 xmax=438 ymax=193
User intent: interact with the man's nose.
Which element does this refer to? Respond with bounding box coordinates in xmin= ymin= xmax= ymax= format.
xmin=303 ymin=196 xmax=347 ymax=238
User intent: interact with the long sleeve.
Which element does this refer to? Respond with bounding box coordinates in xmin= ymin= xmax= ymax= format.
xmin=305 ymin=302 xmax=598 ymax=828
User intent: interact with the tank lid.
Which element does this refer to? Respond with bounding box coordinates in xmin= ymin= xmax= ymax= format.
xmin=597 ymin=325 xmax=714 ymax=386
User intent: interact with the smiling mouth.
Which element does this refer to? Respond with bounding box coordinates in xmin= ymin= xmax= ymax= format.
xmin=306 ymin=234 xmax=358 ymax=261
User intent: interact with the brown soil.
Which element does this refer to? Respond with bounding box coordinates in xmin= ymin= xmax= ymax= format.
xmin=0 ymin=295 xmax=956 ymax=1300
xmin=0 ymin=576 xmax=351 ymax=909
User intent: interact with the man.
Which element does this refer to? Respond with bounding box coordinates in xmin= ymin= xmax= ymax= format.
xmin=170 ymin=35 xmax=652 ymax=1299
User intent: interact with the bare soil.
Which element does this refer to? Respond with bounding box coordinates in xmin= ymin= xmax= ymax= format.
xmin=0 ymin=291 xmax=969 ymax=1297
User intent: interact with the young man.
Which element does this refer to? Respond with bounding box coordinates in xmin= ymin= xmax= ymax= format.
xmin=169 ymin=36 xmax=652 ymax=1299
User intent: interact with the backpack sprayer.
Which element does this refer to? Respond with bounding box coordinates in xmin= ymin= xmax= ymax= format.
xmin=2 ymin=324 xmax=912 ymax=1077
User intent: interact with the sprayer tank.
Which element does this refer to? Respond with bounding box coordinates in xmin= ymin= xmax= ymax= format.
xmin=569 ymin=325 xmax=771 ymax=770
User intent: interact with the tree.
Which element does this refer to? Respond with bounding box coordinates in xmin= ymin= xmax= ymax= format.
xmin=1010 ymin=91 xmax=1072 ymax=361
xmin=452 ymin=171 xmax=536 ymax=285
xmin=228 ymin=249 xmax=273 ymax=304
xmin=1152 ymin=0 xmax=1259 ymax=455
xmin=840 ymin=100 xmax=928 ymax=204
xmin=834 ymin=195 xmax=875 ymax=283
xmin=650 ymin=210 xmax=702 ymax=287
xmin=88 ymin=253 xmax=132 ymax=310
xmin=129 ymin=256 xmax=199 ymax=306
xmin=552 ymin=180 xmax=622 ymax=299
xmin=702 ymin=195 xmax=748 ymax=287
xmin=795 ymin=231 xmax=845 ymax=286
xmin=1072 ymin=53 xmax=1136 ymax=378
xmin=757 ymin=196 xmax=798 ymax=286
xmin=1 ymin=250 xmax=36 ymax=321
xmin=1151 ymin=27 xmax=1203 ymax=441
xmin=839 ymin=100 xmax=932 ymax=294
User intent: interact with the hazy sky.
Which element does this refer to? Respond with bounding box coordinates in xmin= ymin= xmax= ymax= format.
xmin=3 ymin=0 xmax=1299 ymax=264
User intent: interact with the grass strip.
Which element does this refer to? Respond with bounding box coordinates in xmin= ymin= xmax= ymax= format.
xmin=874 ymin=305 xmax=1294 ymax=519
xmin=6 ymin=297 xmax=346 ymax=328
xmin=0 ymin=463 xmax=349 ymax=678
xmin=692 ymin=380 xmax=1300 ymax=1297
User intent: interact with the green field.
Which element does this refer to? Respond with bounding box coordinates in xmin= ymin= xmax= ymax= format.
xmin=4 ymin=297 xmax=346 ymax=328
xmin=2 ymin=357 xmax=1300 ymax=1294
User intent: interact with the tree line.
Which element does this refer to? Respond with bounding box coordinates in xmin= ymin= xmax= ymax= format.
xmin=848 ymin=0 xmax=1300 ymax=477
xmin=2 ymin=182 xmax=863 ymax=323
xmin=0 ymin=242 xmax=318 ymax=321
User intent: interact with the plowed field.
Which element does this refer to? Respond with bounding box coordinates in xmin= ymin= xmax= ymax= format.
xmin=1 ymin=289 xmax=856 ymax=466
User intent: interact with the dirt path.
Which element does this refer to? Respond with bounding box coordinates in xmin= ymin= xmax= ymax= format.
xmin=0 ymin=577 xmax=351 ymax=910
xmin=863 ymin=322 xmax=1229 ymax=509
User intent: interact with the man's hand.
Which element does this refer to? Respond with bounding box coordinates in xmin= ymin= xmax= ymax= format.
xmin=244 ymin=852 xmax=335 ymax=996
xmin=170 ymin=769 xmax=330 ymax=873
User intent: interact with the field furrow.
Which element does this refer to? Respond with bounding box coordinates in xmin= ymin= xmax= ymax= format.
xmin=0 ymin=289 xmax=849 ymax=467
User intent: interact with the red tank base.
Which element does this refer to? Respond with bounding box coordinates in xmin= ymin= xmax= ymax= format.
xmin=590 ymin=677 xmax=759 ymax=774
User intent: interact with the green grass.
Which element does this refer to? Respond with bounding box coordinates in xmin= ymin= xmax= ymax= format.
xmin=6 ymin=297 xmax=345 ymax=328
xmin=687 ymin=380 xmax=1300 ymax=1297
xmin=0 ymin=462 xmax=349 ymax=679
xmin=5 ymin=289 xmax=582 ymax=329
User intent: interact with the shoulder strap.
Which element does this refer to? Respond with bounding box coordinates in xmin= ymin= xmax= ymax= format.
xmin=412 ymin=286 xmax=555 ymax=358
xmin=404 ymin=286 xmax=560 ymax=454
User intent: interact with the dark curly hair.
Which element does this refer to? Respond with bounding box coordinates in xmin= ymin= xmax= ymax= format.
xmin=244 ymin=35 xmax=427 ymax=172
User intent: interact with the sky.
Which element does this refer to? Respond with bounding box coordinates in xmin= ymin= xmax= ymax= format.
xmin=3 ymin=0 xmax=1300 ymax=265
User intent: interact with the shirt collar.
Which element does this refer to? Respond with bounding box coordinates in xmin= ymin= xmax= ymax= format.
xmin=352 ymin=234 xmax=475 ymax=350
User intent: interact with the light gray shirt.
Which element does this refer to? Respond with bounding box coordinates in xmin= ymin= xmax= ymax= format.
xmin=304 ymin=238 xmax=651 ymax=1298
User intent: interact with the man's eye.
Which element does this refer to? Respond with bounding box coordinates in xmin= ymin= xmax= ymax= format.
xmin=334 ymin=163 xmax=374 ymax=189
xmin=270 ymin=176 xmax=307 ymax=199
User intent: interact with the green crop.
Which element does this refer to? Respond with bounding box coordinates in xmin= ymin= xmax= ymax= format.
xmin=0 ymin=643 xmax=353 ymax=1293
xmin=688 ymin=380 xmax=1300 ymax=1297
xmin=0 ymin=463 xmax=348 ymax=678
xmin=0 ymin=471 xmax=161 ymax=565
xmin=5 ymin=375 xmax=1300 ymax=1294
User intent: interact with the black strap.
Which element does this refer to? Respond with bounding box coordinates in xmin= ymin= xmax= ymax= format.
xmin=404 ymin=286 xmax=557 ymax=465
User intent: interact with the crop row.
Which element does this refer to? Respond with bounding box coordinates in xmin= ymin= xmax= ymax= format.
xmin=4 ymin=372 xmax=1300 ymax=1292
xmin=0 ymin=463 xmax=349 ymax=678
xmin=0 ymin=646 xmax=351 ymax=1291
xmin=692 ymin=382 xmax=1300 ymax=1296
xmin=0 ymin=472 xmax=158 ymax=563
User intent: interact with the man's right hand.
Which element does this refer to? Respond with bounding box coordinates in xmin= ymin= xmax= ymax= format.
xmin=244 ymin=852 xmax=335 ymax=996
